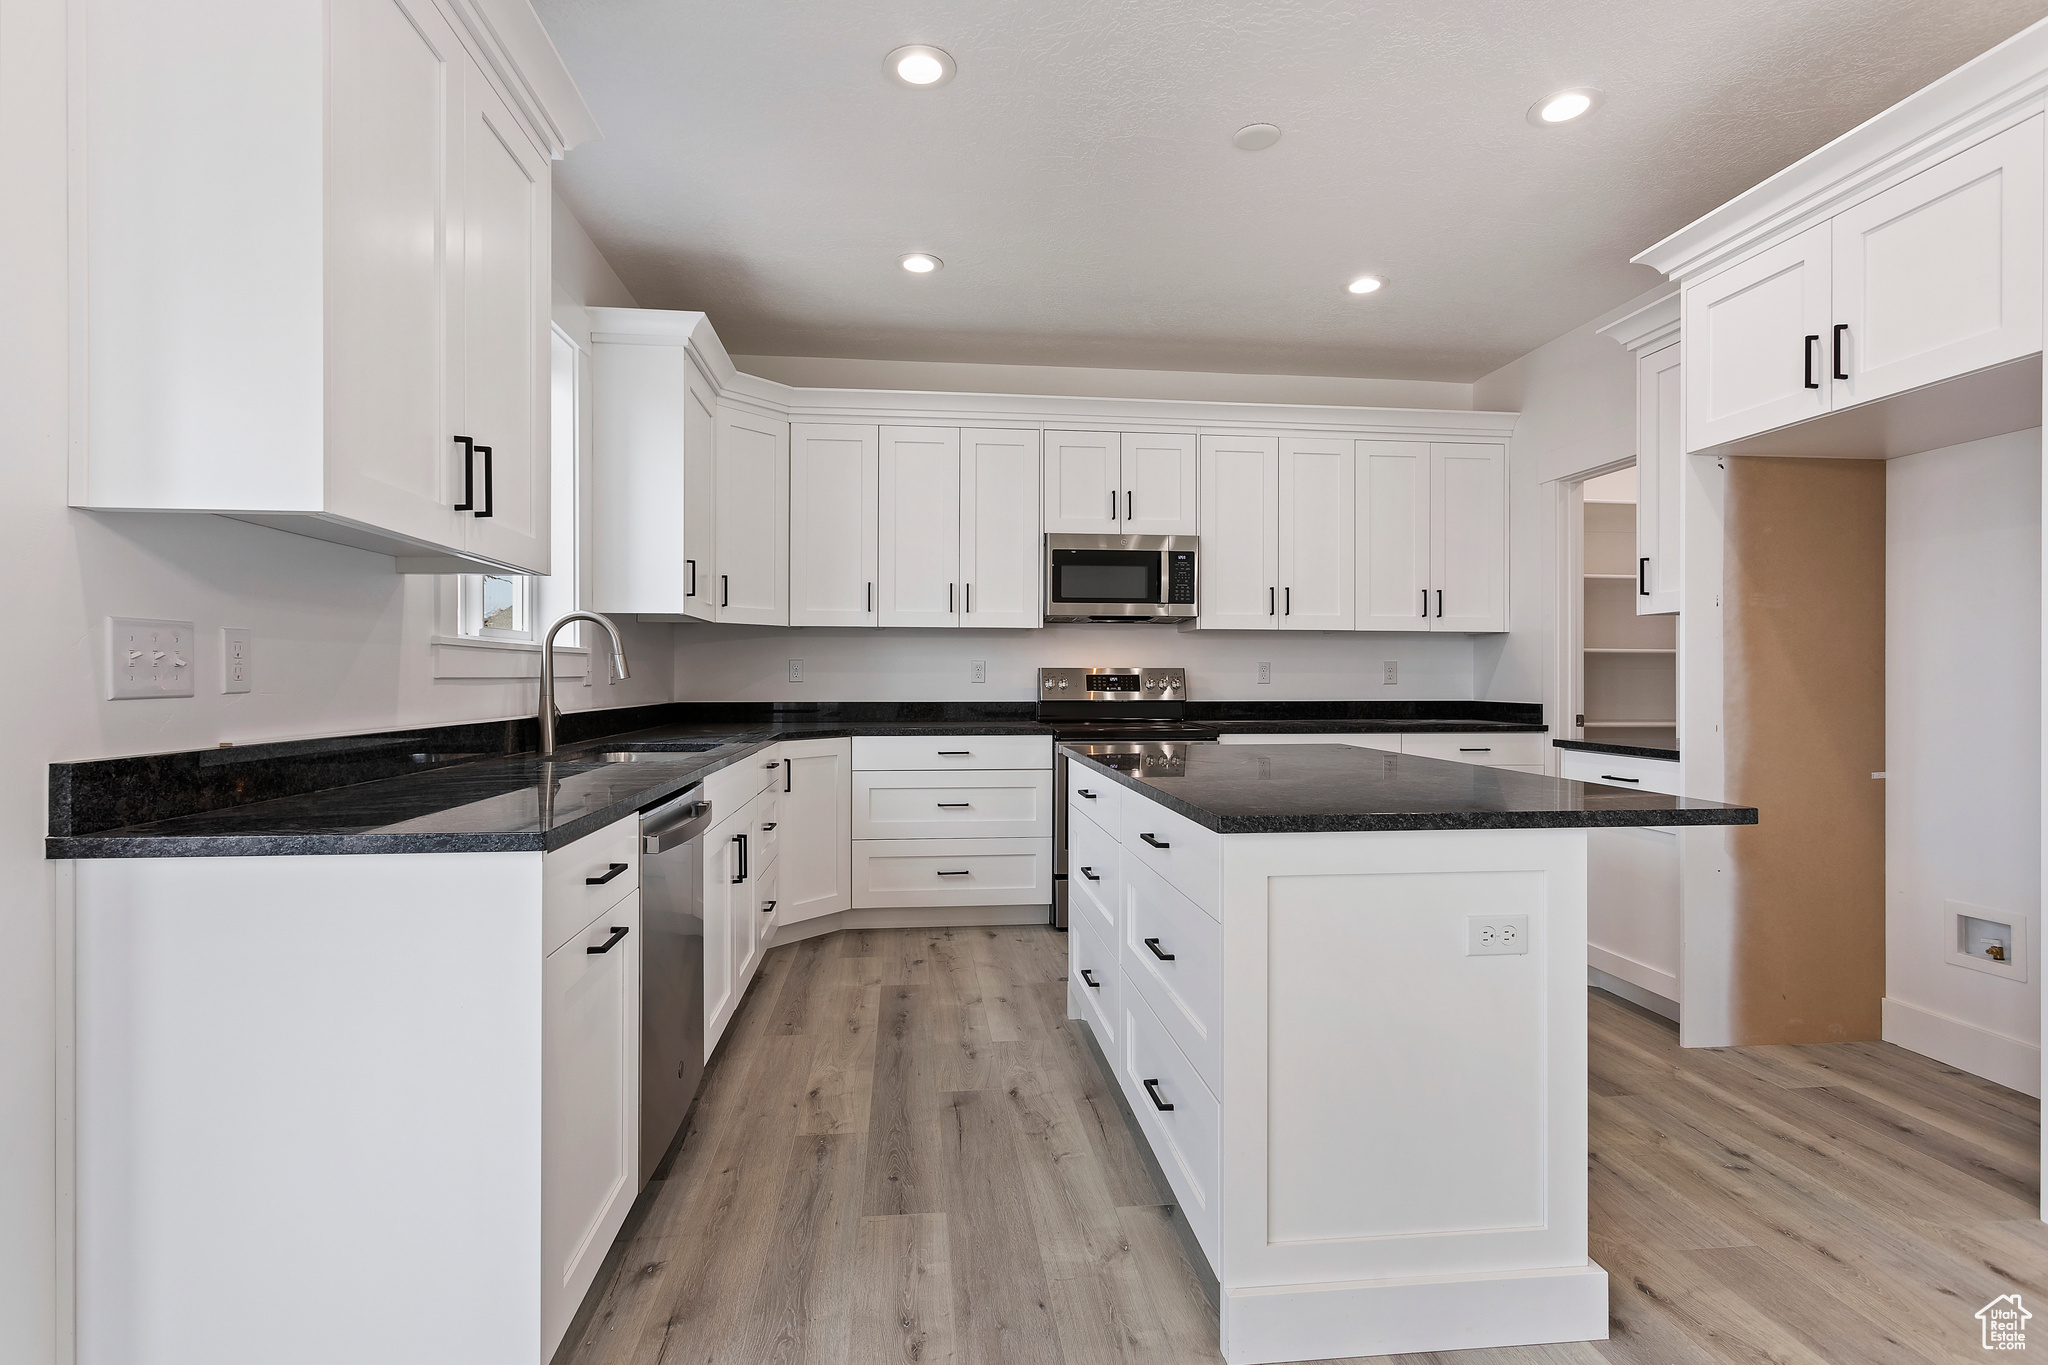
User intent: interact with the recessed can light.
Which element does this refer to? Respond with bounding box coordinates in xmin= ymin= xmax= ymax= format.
xmin=900 ymin=253 xmax=943 ymax=274
xmin=1528 ymin=87 xmax=1602 ymax=125
xmin=1346 ymin=275 xmax=1384 ymax=295
xmin=1232 ymin=123 xmax=1282 ymax=151
xmin=886 ymin=45 xmax=955 ymax=88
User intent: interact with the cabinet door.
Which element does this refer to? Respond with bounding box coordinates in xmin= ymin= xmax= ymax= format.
xmin=1120 ymin=432 xmax=1199 ymax=535
xmin=1635 ymin=343 xmax=1683 ymax=615
xmin=588 ymin=330 xmax=716 ymax=617
xmin=454 ymin=55 xmax=551 ymax=572
xmin=324 ymin=0 xmax=466 ymax=553
xmin=1043 ymin=430 xmax=1120 ymax=532
xmin=1277 ymin=436 xmax=1355 ymax=630
xmin=1683 ymin=221 xmax=1832 ymax=451
xmin=789 ymin=423 xmax=879 ymax=627
xmin=733 ymin=841 xmax=766 ymax=996
xmin=778 ymin=738 xmax=851 ymax=925
xmin=714 ymin=406 xmax=789 ymax=625
xmin=1430 ymin=443 xmax=1506 ymax=632
xmin=961 ymin=428 xmax=1042 ymax=629
xmin=702 ymin=810 xmax=746 ymax=1051
xmin=1355 ymin=440 xmax=1431 ymax=631
xmin=542 ymin=900 xmax=639 ymax=1352
xmin=1196 ymin=435 xmax=1279 ymax=630
xmin=1831 ymin=115 xmax=2044 ymax=409
xmin=878 ymin=426 xmax=962 ymax=627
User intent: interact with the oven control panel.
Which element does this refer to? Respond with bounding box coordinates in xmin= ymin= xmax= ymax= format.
xmin=1037 ymin=666 xmax=1187 ymax=698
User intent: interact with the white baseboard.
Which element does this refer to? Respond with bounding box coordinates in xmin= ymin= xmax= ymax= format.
xmin=1221 ymin=1262 xmax=1608 ymax=1363
xmin=1587 ymin=943 xmax=1679 ymax=1001
xmin=1882 ymin=996 xmax=2041 ymax=1097
xmin=769 ymin=903 xmax=1052 ymax=948
xmin=1588 ymin=965 xmax=1680 ymax=1022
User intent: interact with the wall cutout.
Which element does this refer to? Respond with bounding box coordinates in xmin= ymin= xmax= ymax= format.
xmin=1946 ymin=902 xmax=2029 ymax=982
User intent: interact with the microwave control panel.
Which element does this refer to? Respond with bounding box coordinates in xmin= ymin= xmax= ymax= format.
xmin=1167 ymin=551 xmax=1196 ymax=604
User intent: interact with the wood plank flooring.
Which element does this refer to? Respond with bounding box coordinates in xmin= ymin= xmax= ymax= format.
xmin=555 ymin=926 xmax=2043 ymax=1365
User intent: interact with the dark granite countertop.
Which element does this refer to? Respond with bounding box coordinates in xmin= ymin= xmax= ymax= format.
xmin=1063 ymin=742 xmax=1753 ymax=834
xmin=1208 ymin=719 xmax=1543 ymax=735
xmin=1553 ymin=738 xmax=1681 ymax=761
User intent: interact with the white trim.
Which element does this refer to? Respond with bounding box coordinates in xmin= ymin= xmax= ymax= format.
xmin=440 ymin=0 xmax=599 ymax=157
xmin=765 ymin=904 xmax=1049 ymax=948
xmin=430 ymin=634 xmax=588 ymax=682
xmin=1596 ymin=291 xmax=1680 ymax=353
xmin=1882 ymin=997 xmax=2041 ymax=1096
xmin=1587 ymin=950 xmax=1680 ymax=1005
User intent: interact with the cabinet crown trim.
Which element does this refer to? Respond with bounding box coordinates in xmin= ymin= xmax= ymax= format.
xmin=1597 ymin=292 xmax=1680 ymax=353
xmin=1632 ymin=19 xmax=2048 ymax=281
xmin=444 ymin=0 xmax=600 ymax=157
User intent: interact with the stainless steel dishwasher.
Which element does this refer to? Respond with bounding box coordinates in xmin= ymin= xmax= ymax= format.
xmin=638 ymin=786 xmax=714 ymax=1187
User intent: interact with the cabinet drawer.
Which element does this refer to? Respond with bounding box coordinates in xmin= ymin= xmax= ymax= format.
xmin=1123 ymin=859 xmax=1222 ymax=1095
xmin=1069 ymin=910 xmax=1120 ymax=1047
xmin=1399 ymin=731 xmax=1548 ymax=767
xmin=852 ymin=770 xmax=1053 ymax=840
xmin=853 ymin=734 xmax=1052 ymax=771
xmin=1067 ymin=766 xmax=1121 ymax=838
xmin=1120 ymin=800 xmax=1221 ymax=922
xmin=704 ymin=748 xmax=782 ymax=814
xmin=851 ymin=838 xmax=1053 ymax=909
xmin=543 ymin=815 xmax=639 ymax=956
xmin=1216 ymin=732 xmax=1402 ymax=752
xmin=1559 ymin=749 xmax=1683 ymax=797
xmin=1121 ymin=983 xmax=1220 ymax=1261
xmin=1067 ymin=807 xmax=1121 ymax=945
xmin=753 ymin=791 xmax=782 ymax=868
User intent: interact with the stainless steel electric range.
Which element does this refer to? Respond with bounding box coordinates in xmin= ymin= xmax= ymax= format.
xmin=1039 ymin=666 xmax=1219 ymax=928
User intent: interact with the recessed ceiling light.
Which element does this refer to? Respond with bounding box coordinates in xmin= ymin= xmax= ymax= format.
xmin=886 ymin=45 xmax=955 ymax=88
xmin=900 ymin=253 xmax=943 ymax=274
xmin=1346 ymin=275 xmax=1384 ymax=296
xmin=1528 ymin=88 xmax=1602 ymax=125
xmin=1232 ymin=123 xmax=1282 ymax=151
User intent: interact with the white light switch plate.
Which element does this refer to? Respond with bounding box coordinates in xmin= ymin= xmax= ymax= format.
xmin=1466 ymin=914 xmax=1530 ymax=956
xmin=108 ymin=618 xmax=196 ymax=699
xmin=221 ymin=628 xmax=252 ymax=694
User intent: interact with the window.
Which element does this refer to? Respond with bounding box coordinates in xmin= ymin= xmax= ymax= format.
xmin=458 ymin=572 xmax=534 ymax=641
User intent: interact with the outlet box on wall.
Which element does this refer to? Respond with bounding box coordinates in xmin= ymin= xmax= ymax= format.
xmin=1946 ymin=901 xmax=2028 ymax=981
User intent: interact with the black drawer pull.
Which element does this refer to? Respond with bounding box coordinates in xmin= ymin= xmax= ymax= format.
xmin=1833 ymin=322 xmax=1849 ymax=381
xmin=1600 ymin=774 xmax=1642 ymax=783
xmin=764 ymin=761 xmax=780 ymax=769
xmin=761 ymin=822 xmax=777 ymax=830
xmin=1077 ymin=788 xmax=1097 ymax=799
xmin=937 ymin=750 xmax=972 ymax=756
xmin=586 ymin=862 xmax=629 ymax=886
xmin=784 ymin=758 xmax=792 ymax=792
xmin=732 ymin=833 xmax=747 ymax=884
xmin=1143 ymin=1078 xmax=1174 ymax=1112
xmin=935 ymin=802 xmax=971 ymax=808
xmin=1144 ymin=937 xmax=1175 ymax=961
xmin=1079 ymin=866 xmax=1100 ymax=881
xmin=1138 ymin=833 xmax=1170 ymax=849
xmin=762 ymin=900 xmax=777 ymax=913
xmin=1803 ymin=333 xmax=1820 ymax=389
xmin=936 ymin=869 xmax=971 ymax=876
xmin=1080 ymin=968 xmax=1100 ymax=988
xmin=1458 ymin=747 xmax=1491 ymax=753
xmin=586 ymin=926 xmax=629 ymax=955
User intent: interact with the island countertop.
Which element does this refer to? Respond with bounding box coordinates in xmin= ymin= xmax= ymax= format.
xmin=1063 ymin=741 xmax=1756 ymax=834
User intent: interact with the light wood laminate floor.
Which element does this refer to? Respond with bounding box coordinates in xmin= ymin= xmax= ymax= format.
xmin=555 ymin=926 xmax=2044 ymax=1365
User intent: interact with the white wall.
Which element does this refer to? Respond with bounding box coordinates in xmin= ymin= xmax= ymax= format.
xmin=0 ymin=0 xmax=662 ymax=1343
xmin=671 ymin=623 xmax=1476 ymax=703
xmin=1884 ymin=429 xmax=2042 ymax=1093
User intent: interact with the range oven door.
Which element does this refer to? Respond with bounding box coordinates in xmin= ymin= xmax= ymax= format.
xmin=1044 ymin=534 xmax=1197 ymax=621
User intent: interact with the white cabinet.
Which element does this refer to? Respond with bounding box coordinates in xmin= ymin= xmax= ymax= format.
xmin=789 ymin=423 xmax=880 ymax=627
xmin=71 ymin=0 xmax=584 ymax=572
xmin=776 ymin=738 xmax=852 ymax=926
xmin=542 ymin=899 xmax=640 ymax=1352
xmin=1196 ymin=435 xmax=1281 ymax=630
xmin=850 ymin=734 xmax=1054 ymax=910
xmin=1043 ymin=430 xmax=1198 ymax=535
xmin=961 ymin=428 xmax=1044 ymax=628
xmin=1355 ymin=440 xmax=1432 ymax=630
xmin=878 ymin=426 xmax=964 ymax=626
xmin=702 ymin=802 xmax=747 ymax=1048
xmin=1278 ymin=436 xmax=1356 ymax=630
xmin=1430 ymin=442 xmax=1508 ymax=632
xmin=1683 ymin=222 xmax=1833 ymax=451
xmin=714 ymin=406 xmax=790 ymax=625
xmin=1634 ymin=344 xmax=1683 ymax=615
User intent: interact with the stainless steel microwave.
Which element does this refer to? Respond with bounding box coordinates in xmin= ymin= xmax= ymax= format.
xmin=1043 ymin=534 xmax=1198 ymax=623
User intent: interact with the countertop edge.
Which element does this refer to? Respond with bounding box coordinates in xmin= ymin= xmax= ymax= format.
xmin=1552 ymin=738 xmax=1682 ymax=761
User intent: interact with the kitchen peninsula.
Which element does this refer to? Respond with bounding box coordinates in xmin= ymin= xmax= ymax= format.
xmin=1060 ymin=740 xmax=1755 ymax=1363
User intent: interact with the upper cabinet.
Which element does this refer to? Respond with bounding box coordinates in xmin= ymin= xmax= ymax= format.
xmin=1598 ymin=293 xmax=1683 ymax=616
xmin=70 ymin=0 xmax=592 ymax=573
xmin=789 ymin=424 xmax=880 ymax=627
xmin=713 ymin=406 xmax=789 ymax=626
xmin=1355 ymin=441 xmax=1506 ymax=633
xmin=1196 ymin=436 xmax=1280 ymax=630
xmin=1043 ymin=430 xmax=1197 ymax=535
xmin=876 ymin=427 xmax=1042 ymax=629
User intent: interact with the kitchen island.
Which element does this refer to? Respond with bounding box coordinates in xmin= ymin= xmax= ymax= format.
xmin=1060 ymin=741 xmax=1756 ymax=1364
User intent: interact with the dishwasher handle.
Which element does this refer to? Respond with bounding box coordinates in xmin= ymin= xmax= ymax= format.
xmin=642 ymin=800 xmax=714 ymax=854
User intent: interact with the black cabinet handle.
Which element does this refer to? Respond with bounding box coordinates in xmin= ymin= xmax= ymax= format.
xmin=721 ymin=575 xmax=729 ymax=608
xmin=761 ymin=822 xmax=777 ymax=830
xmin=1803 ymin=334 xmax=1820 ymax=389
xmin=585 ymin=862 xmax=628 ymax=886
xmin=935 ymin=802 xmax=971 ymax=808
xmin=687 ymin=560 xmax=697 ymax=597
xmin=965 ymin=583 xmax=971 ymax=613
xmin=1138 ymin=833 xmax=1169 ymax=849
xmin=586 ymin=925 xmax=629 ymax=955
xmin=1833 ymin=323 xmax=1849 ymax=381
xmin=762 ymin=900 xmax=777 ymax=913
xmin=1143 ymin=1078 xmax=1174 ymax=1112
xmin=732 ymin=833 xmax=747 ymax=884
xmin=784 ymin=758 xmax=792 ymax=793
xmin=1421 ymin=588 xmax=1428 ymax=618
xmin=1077 ymin=789 xmax=1097 ymax=799
xmin=1110 ymin=490 xmax=1118 ymax=522
xmin=1601 ymin=774 xmax=1642 ymax=783
xmin=453 ymin=436 xmax=476 ymax=511
xmin=937 ymin=750 xmax=972 ymax=756
xmin=474 ymin=445 xmax=493 ymax=518
xmin=1126 ymin=490 xmax=1133 ymax=521
xmin=1080 ymin=968 xmax=1100 ymax=988
xmin=1079 ymin=866 xmax=1100 ymax=881
xmin=765 ymin=760 xmax=780 ymax=769
xmin=1639 ymin=556 xmax=1650 ymax=595
xmin=936 ymin=869 xmax=971 ymax=876
xmin=949 ymin=582 xmax=955 ymax=613
xmin=1436 ymin=589 xmax=1444 ymax=618
xmin=866 ymin=581 xmax=873 ymax=612
xmin=1144 ymin=937 xmax=1175 ymax=961
xmin=1268 ymin=586 xmax=1275 ymax=616
xmin=1284 ymin=586 xmax=1291 ymax=615
xmin=1458 ymin=747 xmax=1491 ymax=752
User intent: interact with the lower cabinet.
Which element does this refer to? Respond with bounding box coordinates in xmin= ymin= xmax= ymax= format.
xmin=852 ymin=837 xmax=1052 ymax=908
xmin=1216 ymin=729 xmax=1547 ymax=772
xmin=704 ymin=783 xmax=777 ymax=1055
xmin=777 ymin=737 xmax=852 ymax=925
xmin=849 ymin=734 xmax=1054 ymax=910
xmin=1120 ymin=984 xmax=1222 ymax=1260
xmin=1559 ymin=749 xmax=1682 ymax=1006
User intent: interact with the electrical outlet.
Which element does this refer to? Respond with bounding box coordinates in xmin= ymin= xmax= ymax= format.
xmin=970 ymin=659 xmax=986 ymax=684
xmin=1467 ymin=915 xmax=1531 ymax=956
xmin=788 ymin=659 xmax=804 ymax=683
xmin=108 ymin=618 xmax=196 ymax=699
xmin=1256 ymin=661 xmax=1271 ymax=685
xmin=221 ymin=628 xmax=252 ymax=694
xmin=1382 ymin=660 xmax=1398 ymax=685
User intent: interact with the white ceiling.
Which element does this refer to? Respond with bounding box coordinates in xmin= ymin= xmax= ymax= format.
xmin=535 ymin=0 xmax=2048 ymax=382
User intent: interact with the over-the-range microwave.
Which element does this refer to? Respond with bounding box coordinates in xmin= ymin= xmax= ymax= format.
xmin=1043 ymin=534 xmax=1198 ymax=623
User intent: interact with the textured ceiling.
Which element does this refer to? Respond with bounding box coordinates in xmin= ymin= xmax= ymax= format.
xmin=535 ymin=0 xmax=2048 ymax=381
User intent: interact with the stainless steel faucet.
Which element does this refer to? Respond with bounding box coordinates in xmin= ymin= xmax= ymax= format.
xmin=539 ymin=612 xmax=632 ymax=759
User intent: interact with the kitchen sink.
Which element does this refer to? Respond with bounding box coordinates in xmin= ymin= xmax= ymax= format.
xmin=595 ymin=743 xmax=726 ymax=761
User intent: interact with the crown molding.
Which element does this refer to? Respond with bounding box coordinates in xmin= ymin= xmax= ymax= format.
xmin=1596 ymin=291 xmax=1680 ymax=353
xmin=443 ymin=0 xmax=600 ymax=157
